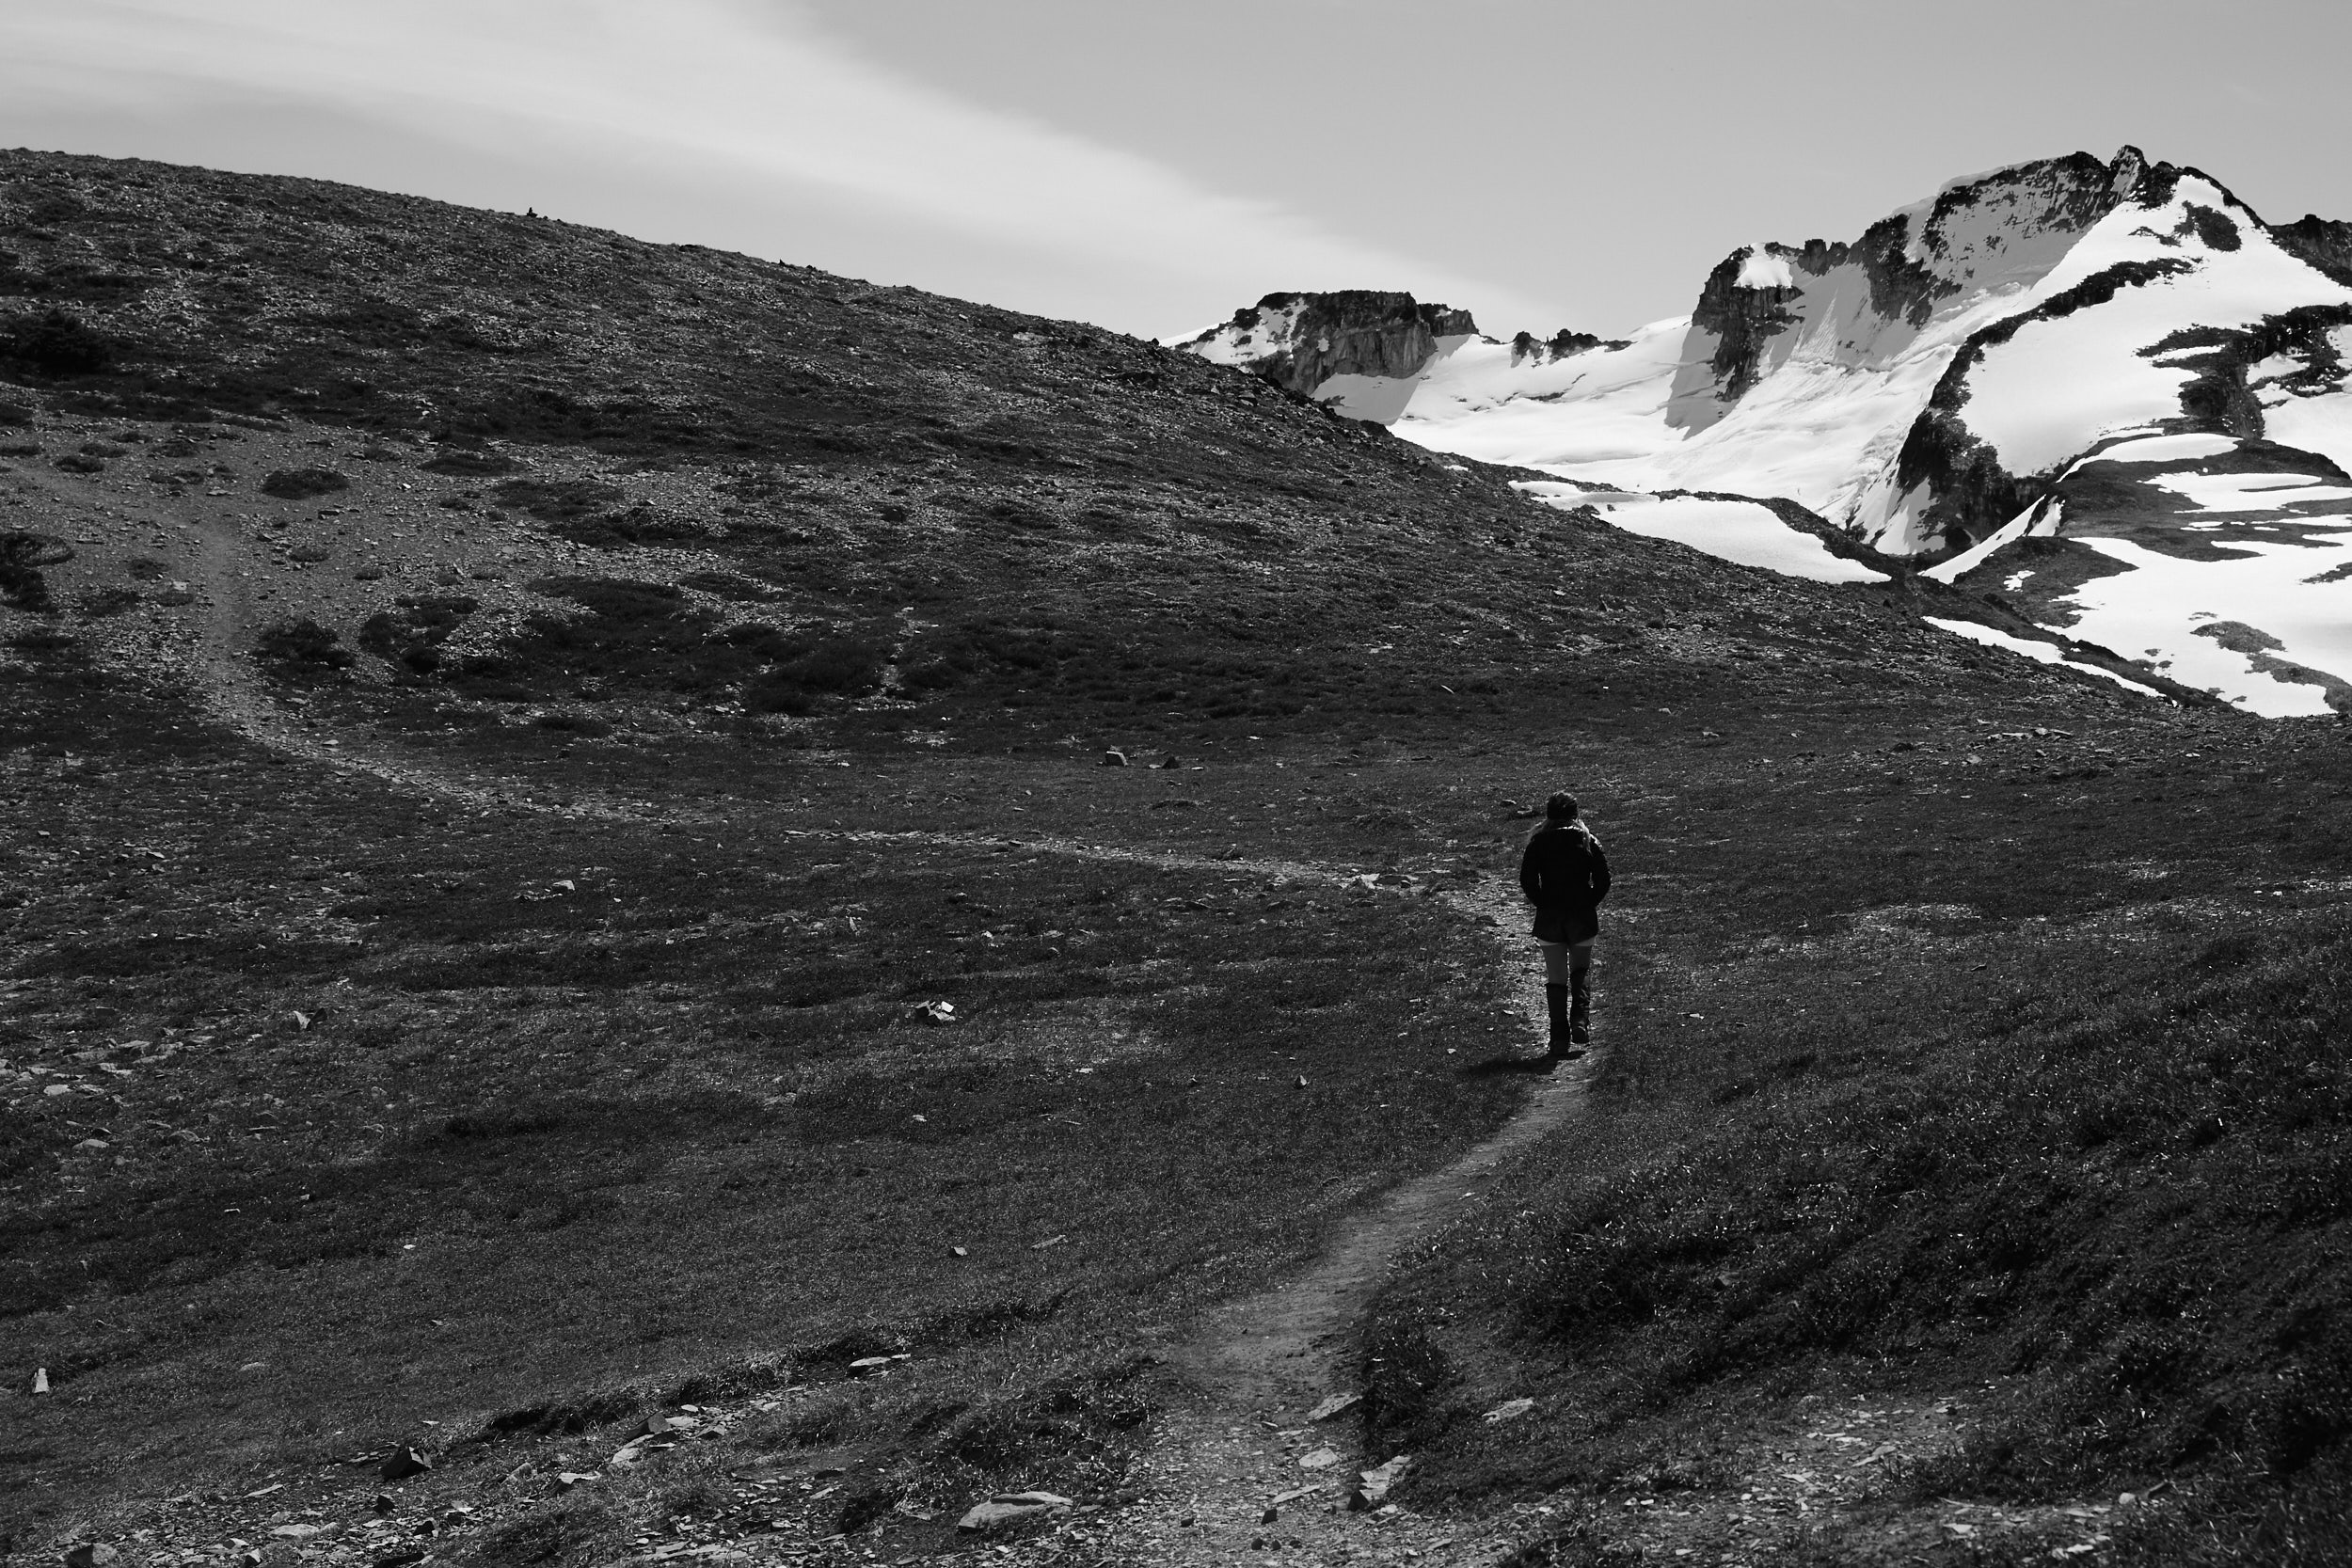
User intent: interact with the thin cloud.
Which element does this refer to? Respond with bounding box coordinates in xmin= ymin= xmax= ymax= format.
xmin=2 ymin=0 xmax=1563 ymax=334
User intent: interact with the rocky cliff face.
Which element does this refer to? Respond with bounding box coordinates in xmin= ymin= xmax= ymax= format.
xmin=1668 ymin=150 xmax=2142 ymax=433
xmin=1183 ymin=291 xmax=1478 ymax=400
xmin=2277 ymin=214 xmax=2352 ymax=288
xmin=1869 ymin=158 xmax=2352 ymax=550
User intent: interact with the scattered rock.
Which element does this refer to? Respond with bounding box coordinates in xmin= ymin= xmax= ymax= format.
xmin=379 ymin=1445 xmax=434 ymax=1481
xmin=1101 ymin=749 xmax=1128 ymax=767
xmin=289 ymin=545 xmax=332 ymax=563
xmin=155 ymin=583 xmax=196 ymax=607
xmin=554 ymin=1471 xmax=598 ymax=1489
xmin=1307 ymin=1392 xmax=1361 ymax=1422
xmin=1155 ymin=755 xmax=1182 ymax=769
xmin=1028 ymin=1234 xmax=1068 ymax=1251
xmin=1297 ymin=1448 xmax=1342 ymax=1470
xmin=957 ymin=1492 xmax=1072 ymax=1533
xmin=1483 ymin=1397 xmax=1535 ymax=1423
xmin=65 ymin=1544 xmax=117 ymax=1568
xmin=914 ymin=1000 xmax=959 ymax=1026
xmin=1346 ymin=1454 xmax=1411 ymax=1510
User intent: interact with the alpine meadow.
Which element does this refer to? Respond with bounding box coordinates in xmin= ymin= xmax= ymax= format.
xmin=6 ymin=141 xmax=2352 ymax=1568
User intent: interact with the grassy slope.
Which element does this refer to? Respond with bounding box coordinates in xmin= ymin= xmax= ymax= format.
xmin=4 ymin=150 xmax=2350 ymax=1564
xmin=1359 ymin=718 xmax=2352 ymax=1562
xmin=0 ymin=652 xmax=1527 ymax=1543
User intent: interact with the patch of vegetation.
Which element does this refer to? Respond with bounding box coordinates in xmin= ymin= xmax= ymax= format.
xmin=254 ymin=616 xmax=354 ymax=670
xmin=0 ymin=529 xmax=57 ymax=610
xmin=0 ymin=307 xmax=116 ymax=378
xmin=0 ymin=659 xmax=1525 ymax=1535
xmin=76 ymin=586 xmax=143 ymax=617
xmin=259 ymin=467 xmax=349 ymax=499
xmin=358 ymin=594 xmax=478 ymax=675
xmin=495 ymin=477 xmax=625 ymax=520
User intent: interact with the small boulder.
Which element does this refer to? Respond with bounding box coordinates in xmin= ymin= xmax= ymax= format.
xmin=956 ymin=1492 xmax=1072 ymax=1533
xmin=1101 ymin=749 xmax=1128 ymax=768
xmin=65 ymin=1544 xmax=118 ymax=1568
xmin=1306 ymin=1392 xmax=1361 ymax=1422
xmin=379 ymin=1445 xmax=434 ymax=1481
xmin=1482 ymin=1397 xmax=1535 ymax=1424
xmin=1346 ymin=1454 xmax=1411 ymax=1511
xmin=1296 ymin=1448 xmax=1341 ymax=1470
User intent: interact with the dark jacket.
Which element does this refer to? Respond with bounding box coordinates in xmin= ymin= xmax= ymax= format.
xmin=1519 ymin=821 xmax=1611 ymax=941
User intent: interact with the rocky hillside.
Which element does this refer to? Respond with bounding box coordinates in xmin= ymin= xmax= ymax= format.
xmin=0 ymin=148 xmax=2137 ymax=766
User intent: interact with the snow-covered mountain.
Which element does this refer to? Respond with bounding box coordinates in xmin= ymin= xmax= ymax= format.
xmin=1181 ymin=148 xmax=2352 ymax=716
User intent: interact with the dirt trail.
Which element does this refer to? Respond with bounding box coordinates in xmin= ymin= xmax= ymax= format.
xmin=1063 ymin=882 xmax=1587 ymax=1565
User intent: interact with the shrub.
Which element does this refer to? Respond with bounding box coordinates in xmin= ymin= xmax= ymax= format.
xmin=358 ymin=594 xmax=477 ymax=674
xmin=0 ymin=309 xmax=115 ymax=376
xmin=261 ymin=467 xmax=350 ymax=499
xmin=0 ymin=530 xmax=57 ymax=610
xmin=496 ymin=478 xmax=625 ymax=519
xmin=742 ymin=623 xmax=891 ymax=712
xmin=255 ymin=617 xmax=354 ymax=670
xmin=78 ymin=586 xmax=143 ymax=618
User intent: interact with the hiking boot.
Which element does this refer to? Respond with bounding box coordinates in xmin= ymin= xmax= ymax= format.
xmin=1544 ymin=984 xmax=1569 ymax=1052
xmin=1569 ymin=977 xmax=1592 ymax=1046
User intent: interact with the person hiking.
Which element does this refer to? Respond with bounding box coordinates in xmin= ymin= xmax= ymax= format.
xmin=1518 ymin=791 xmax=1611 ymax=1061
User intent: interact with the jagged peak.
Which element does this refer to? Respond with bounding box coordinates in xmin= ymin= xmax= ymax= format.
xmin=2107 ymin=144 xmax=2149 ymax=196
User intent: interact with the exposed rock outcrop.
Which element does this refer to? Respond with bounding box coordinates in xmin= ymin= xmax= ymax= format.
xmin=1184 ymin=291 xmax=1477 ymax=399
xmin=2276 ymin=214 xmax=2352 ymax=288
xmin=1669 ymin=149 xmax=2145 ymax=432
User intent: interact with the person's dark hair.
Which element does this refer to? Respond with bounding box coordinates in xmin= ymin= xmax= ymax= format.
xmin=1524 ymin=790 xmax=1584 ymax=848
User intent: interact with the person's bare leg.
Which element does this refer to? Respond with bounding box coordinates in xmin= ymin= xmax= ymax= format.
xmin=1541 ymin=942 xmax=1576 ymax=1055
xmin=1568 ymin=939 xmax=1595 ymax=1044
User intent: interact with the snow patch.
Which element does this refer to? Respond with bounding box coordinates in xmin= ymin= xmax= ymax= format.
xmin=1923 ymin=618 xmax=2166 ymax=695
xmin=1922 ymin=499 xmax=2061 ymax=582
xmin=1735 ymin=247 xmax=1794 ymax=290
xmin=2057 ymin=533 xmax=2352 ymax=717
xmin=1517 ymin=485 xmax=1885 ymax=582
xmin=2084 ymin=432 xmax=2241 ymax=467
xmin=2150 ymin=470 xmax=2352 ymax=513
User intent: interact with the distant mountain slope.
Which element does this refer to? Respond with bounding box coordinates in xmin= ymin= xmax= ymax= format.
xmin=1183 ymin=148 xmax=2352 ymax=716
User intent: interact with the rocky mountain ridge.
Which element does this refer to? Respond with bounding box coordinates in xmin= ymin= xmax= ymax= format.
xmin=1182 ymin=147 xmax=2352 ymax=717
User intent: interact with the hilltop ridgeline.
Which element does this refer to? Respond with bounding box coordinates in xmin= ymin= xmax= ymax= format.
xmin=0 ymin=147 xmax=2107 ymax=748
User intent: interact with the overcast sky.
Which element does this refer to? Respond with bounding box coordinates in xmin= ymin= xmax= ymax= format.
xmin=6 ymin=1 xmax=2348 ymax=341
